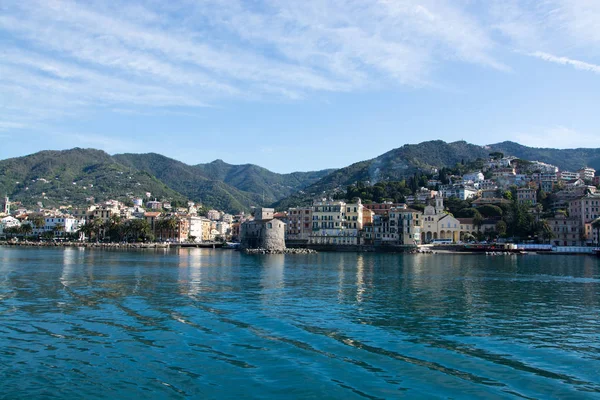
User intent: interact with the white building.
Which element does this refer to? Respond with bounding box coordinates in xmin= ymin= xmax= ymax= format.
xmin=578 ymin=167 xmax=596 ymax=181
xmin=34 ymin=216 xmax=84 ymax=237
xmin=462 ymin=172 xmax=484 ymax=182
xmin=558 ymin=171 xmax=579 ymax=181
xmin=438 ymin=185 xmax=478 ymax=200
xmin=0 ymin=216 xmax=20 ymax=234
xmin=188 ymin=216 xmax=204 ymax=242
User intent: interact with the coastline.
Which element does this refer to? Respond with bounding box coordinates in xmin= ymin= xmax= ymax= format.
xmin=1 ymin=240 xmax=597 ymax=256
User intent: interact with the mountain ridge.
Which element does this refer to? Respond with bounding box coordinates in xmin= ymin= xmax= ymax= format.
xmin=2 ymin=141 xmax=599 ymax=213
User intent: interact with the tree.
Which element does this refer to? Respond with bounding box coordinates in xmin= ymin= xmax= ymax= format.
xmin=495 ymin=220 xmax=507 ymax=237
xmin=455 ymin=208 xmax=481 ymax=219
xmin=53 ymin=223 xmax=65 ymax=237
xmin=489 ymin=152 xmax=504 ymax=160
xmin=592 ymin=218 xmax=600 ymax=245
xmin=473 ymin=213 xmax=484 ymax=232
xmin=4 ymin=226 xmax=20 ymax=239
xmin=19 ymin=224 xmax=33 ymax=237
xmin=477 ymin=205 xmax=503 ymax=218
xmin=126 ymin=219 xmax=151 ymax=242
xmin=31 ymin=216 xmax=45 ymax=230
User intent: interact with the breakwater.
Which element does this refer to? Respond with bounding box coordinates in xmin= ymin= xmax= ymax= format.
xmin=243 ymin=247 xmax=318 ymax=255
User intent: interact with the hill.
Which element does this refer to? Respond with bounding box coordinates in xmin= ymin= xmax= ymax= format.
xmin=1 ymin=149 xmax=332 ymax=213
xmin=488 ymin=141 xmax=600 ymax=171
xmin=0 ymin=148 xmax=187 ymax=208
xmin=3 ymin=141 xmax=600 ymax=213
xmin=273 ymin=141 xmax=491 ymax=209
xmin=112 ymin=153 xmax=332 ymax=210
xmin=273 ymin=140 xmax=600 ymax=209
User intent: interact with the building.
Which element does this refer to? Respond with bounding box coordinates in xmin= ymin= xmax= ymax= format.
xmin=558 ymin=171 xmax=579 ymax=181
xmin=207 ymin=210 xmax=222 ymax=221
xmin=389 ymin=205 xmax=422 ymax=245
xmin=568 ymin=193 xmax=600 ymax=243
xmin=421 ymin=196 xmax=459 ymax=243
xmin=33 ymin=216 xmax=83 ymax=238
xmin=438 ymin=184 xmax=478 ymax=200
xmin=240 ymin=208 xmax=286 ymax=250
xmin=343 ymin=199 xmax=364 ymax=230
xmin=0 ymin=216 xmax=20 ymax=235
xmin=286 ymin=207 xmax=312 ymax=240
xmin=462 ymin=172 xmax=484 ymax=182
xmin=578 ymin=167 xmax=596 ymax=181
xmin=547 ymin=214 xmax=583 ymax=246
xmin=144 ymin=212 xmax=162 ymax=234
xmin=309 ymin=199 xmax=362 ymax=245
xmin=406 ymin=188 xmax=438 ymax=204
xmin=201 ymin=218 xmax=214 ymax=241
xmin=146 ymin=200 xmax=162 ymax=210
xmin=485 ymin=157 xmax=514 ymax=170
xmin=188 ymin=216 xmax=206 ymax=242
xmin=221 ymin=214 xmax=234 ymax=223
xmin=516 ymin=188 xmax=537 ymax=206
xmin=363 ymin=202 xmax=405 ymax=215
xmin=594 ymin=176 xmax=600 ymax=187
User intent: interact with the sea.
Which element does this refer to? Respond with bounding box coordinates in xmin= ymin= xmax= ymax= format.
xmin=0 ymin=247 xmax=599 ymax=399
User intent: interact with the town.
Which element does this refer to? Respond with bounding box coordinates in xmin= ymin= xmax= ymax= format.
xmin=2 ymin=154 xmax=600 ymax=251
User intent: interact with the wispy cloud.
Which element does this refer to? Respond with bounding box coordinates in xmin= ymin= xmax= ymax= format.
xmin=0 ymin=0 xmax=508 ymax=126
xmin=2 ymin=0 xmax=600 ymax=146
xmin=529 ymin=51 xmax=600 ymax=74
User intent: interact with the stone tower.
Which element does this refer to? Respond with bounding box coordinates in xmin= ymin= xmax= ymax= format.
xmin=2 ymin=196 xmax=9 ymax=214
xmin=434 ymin=194 xmax=444 ymax=214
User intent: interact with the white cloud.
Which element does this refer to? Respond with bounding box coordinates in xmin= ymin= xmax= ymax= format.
xmin=0 ymin=0 xmax=507 ymax=122
xmin=529 ymin=51 xmax=600 ymax=74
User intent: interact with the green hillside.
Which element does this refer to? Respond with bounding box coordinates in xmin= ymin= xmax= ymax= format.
xmin=0 ymin=148 xmax=186 ymax=208
xmin=489 ymin=141 xmax=600 ymax=171
xmin=2 ymin=141 xmax=599 ymax=213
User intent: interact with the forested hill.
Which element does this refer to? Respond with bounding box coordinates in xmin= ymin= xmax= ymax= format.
xmin=272 ymin=140 xmax=600 ymax=210
xmin=0 ymin=149 xmax=332 ymax=212
xmin=2 ymin=141 xmax=599 ymax=212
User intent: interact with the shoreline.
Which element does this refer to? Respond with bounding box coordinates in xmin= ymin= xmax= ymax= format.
xmin=1 ymin=241 xmax=597 ymax=256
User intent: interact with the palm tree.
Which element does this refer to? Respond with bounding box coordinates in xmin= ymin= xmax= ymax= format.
xmin=538 ymin=220 xmax=554 ymax=244
xmin=53 ymin=223 xmax=65 ymax=237
xmin=154 ymin=217 xmax=167 ymax=241
xmin=19 ymin=223 xmax=33 ymax=238
xmin=164 ymin=217 xmax=178 ymax=242
xmin=78 ymin=222 xmax=94 ymax=242
xmin=127 ymin=219 xmax=151 ymax=242
xmin=32 ymin=215 xmax=46 ymax=230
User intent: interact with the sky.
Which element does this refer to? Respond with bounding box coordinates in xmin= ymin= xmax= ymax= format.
xmin=2 ymin=0 xmax=600 ymax=173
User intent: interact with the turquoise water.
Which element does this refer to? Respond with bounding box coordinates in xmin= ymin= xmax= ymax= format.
xmin=0 ymin=247 xmax=599 ymax=399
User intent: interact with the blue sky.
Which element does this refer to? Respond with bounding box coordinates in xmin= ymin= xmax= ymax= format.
xmin=2 ymin=0 xmax=600 ymax=173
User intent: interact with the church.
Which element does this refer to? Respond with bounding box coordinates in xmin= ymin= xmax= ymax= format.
xmin=421 ymin=195 xmax=478 ymax=243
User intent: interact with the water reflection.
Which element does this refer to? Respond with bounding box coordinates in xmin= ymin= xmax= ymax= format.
xmin=355 ymin=254 xmax=365 ymax=304
xmin=1 ymin=248 xmax=599 ymax=399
